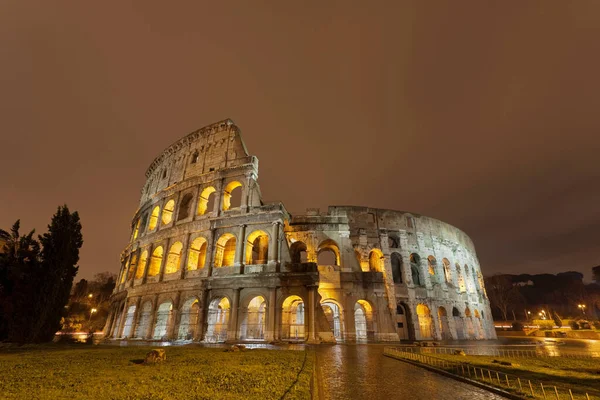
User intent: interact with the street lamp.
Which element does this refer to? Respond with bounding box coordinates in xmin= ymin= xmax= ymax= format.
xmin=88 ymin=294 xmax=93 ymax=299
xmin=89 ymin=308 xmax=97 ymax=322
xmin=578 ymin=304 xmax=586 ymax=316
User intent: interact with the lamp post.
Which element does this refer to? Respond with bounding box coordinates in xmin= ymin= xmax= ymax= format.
xmin=89 ymin=308 xmax=97 ymax=322
xmin=577 ymin=304 xmax=586 ymax=317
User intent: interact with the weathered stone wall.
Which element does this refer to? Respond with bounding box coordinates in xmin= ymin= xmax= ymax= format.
xmin=106 ymin=119 xmax=496 ymax=344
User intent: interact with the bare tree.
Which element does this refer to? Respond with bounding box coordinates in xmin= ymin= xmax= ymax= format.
xmin=485 ymin=275 xmax=524 ymax=321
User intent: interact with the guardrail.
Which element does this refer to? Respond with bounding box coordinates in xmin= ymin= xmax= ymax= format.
xmin=399 ymin=345 xmax=600 ymax=359
xmin=384 ymin=347 xmax=597 ymax=400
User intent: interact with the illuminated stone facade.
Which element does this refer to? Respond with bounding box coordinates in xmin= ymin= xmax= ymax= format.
xmin=105 ymin=119 xmax=496 ymax=343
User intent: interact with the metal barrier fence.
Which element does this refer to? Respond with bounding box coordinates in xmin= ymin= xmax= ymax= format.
xmin=384 ymin=347 xmax=597 ymax=400
xmin=397 ymin=345 xmax=600 ymax=359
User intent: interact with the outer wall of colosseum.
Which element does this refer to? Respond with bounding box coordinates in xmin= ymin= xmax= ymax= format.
xmin=104 ymin=119 xmax=497 ymax=343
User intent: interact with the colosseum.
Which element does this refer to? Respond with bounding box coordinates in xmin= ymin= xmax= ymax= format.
xmin=104 ymin=119 xmax=496 ymax=343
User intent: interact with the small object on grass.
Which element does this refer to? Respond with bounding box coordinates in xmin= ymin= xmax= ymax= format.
xmin=227 ymin=344 xmax=247 ymax=352
xmin=454 ymin=350 xmax=466 ymax=356
xmin=144 ymin=349 xmax=166 ymax=364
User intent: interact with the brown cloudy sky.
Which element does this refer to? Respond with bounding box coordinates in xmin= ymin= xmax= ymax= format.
xmin=1 ymin=1 xmax=599 ymax=281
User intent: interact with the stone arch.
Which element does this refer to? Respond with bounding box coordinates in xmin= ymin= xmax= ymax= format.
xmin=416 ymin=304 xmax=433 ymax=339
xmin=437 ymin=306 xmax=451 ymax=340
xmin=289 ymin=241 xmax=308 ymax=263
xmin=177 ymin=297 xmax=200 ymax=340
xmin=427 ymin=256 xmax=437 ymax=282
xmin=126 ymin=253 xmax=138 ymax=281
xmin=187 ymin=237 xmax=208 ymax=270
xmin=442 ymin=258 xmax=452 ymax=284
xmin=456 ymin=263 xmax=466 ymax=292
xmin=152 ymin=300 xmax=174 ymax=340
xmin=410 ymin=253 xmax=422 ymax=286
xmin=177 ymin=193 xmax=194 ymax=221
xmin=368 ymin=249 xmax=384 ymax=272
xmin=239 ymin=295 xmax=267 ymax=340
xmin=134 ymin=301 xmax=153 ymax=338
xmin=465 ymin=306 xmax=475 ymax=339
xmin=132 ymin=219 xmax=141 ymax=241
xmin=121 ymin=305 xmax=136 ymax=338
xmin=398 ymin=301 xmax=414 ymax=340
xmin=205 ymin=296 xmax=230 ymax=342
xmin=321 ymin=299 xmax=343 ymax=340
xmin=148 ymin=205 xmax=160 ymax=231
xmin=165 ymin=241 xmax=183 ymax=274
xmin=135 ymin=250 xmax=148 ymax=279
xmin=148 ymin=246 xmax=163 ymax=276
xmin=222 ymin=181 xmax=243 ymax=211
xmin=387 ymin=235 xmax=400 ymax=249
xmin=111 ymin=302 xmax=126 ymax=337
xmin=161 ymin=199 xmax=175 ymax=225
xmin=197 ymin=186 xmax=217 ymax=216
xmin=395 ymin=302 xmax=409 ymax=340
xmin=452 ymin=306 xmax=464 ymax=339
xmin=214 ymin=233 xmax=236 ymax=267
xmin=317 ymin=239 xmax=340 ymax=266
xmin=245 ymin=230 xmax=269 ymax=265
xmin=281 ymin=295 xmax=305 ymax=341
xmin=355 ymin=300 xmax=374 ymax=341
xmin=391 ymin=252 xmax=403 ymax=284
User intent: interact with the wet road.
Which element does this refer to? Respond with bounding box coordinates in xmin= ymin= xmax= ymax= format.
xmin=314 ymin=345 xmax=506 ymax=400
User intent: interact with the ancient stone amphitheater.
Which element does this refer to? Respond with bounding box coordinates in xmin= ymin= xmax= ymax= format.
xmin=105 ymin=119 xmax=496 ymax=343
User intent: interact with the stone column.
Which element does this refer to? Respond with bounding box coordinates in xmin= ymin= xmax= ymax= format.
xmin=180 ymin=233 xmax=192 ymax=280
xmin=103 ymin=307 xmax=116 ymax=338
xmin=129 ymin=297 xmax=142 ymax=339
xmin=213 ymin=179 xmax=224 ymax=217
xmin=191 ymin=185 xmax=202 ymax=220
xmin=146 ymin=294 xmax=160 ymax=339
xmin=116 ymin=301 xmax=128 ymax=338
xmin=168 ymin=291 xmax=181 ymax=340
xmin=142 ymin=243 xmax=154 ymax=284
xmin=196 ymin=290 xmax=208 ymax=341
xmin=235 ymin=224 xmax=246 ymax=268
xmin=159 ymin=238 xmax=171 ymax=282
xmin=266 ymin=287 xmax=277 ymax=341
xmin=307 ymin=286 xmax=317 ymax=343
xmin=268 ymin=222 xmax=280 ymax=269
xmin=205 ymin=229 xmax=216 ymax=277
xmin=227 ymin=288 xmax=241 ymax=341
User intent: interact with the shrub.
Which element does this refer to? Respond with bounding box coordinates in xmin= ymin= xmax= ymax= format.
xmin=592 ymin=321 xmax=600 ymax=330
xmin=511 ymin=322 xmax=524 ymax=331
xmin=570 ymin=321 xmax=580 ymax=330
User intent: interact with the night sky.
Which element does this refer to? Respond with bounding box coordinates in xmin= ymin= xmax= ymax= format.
xmin=2 ymin=2 xmax=599 ymax=281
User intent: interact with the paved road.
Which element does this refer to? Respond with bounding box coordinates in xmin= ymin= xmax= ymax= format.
xmin=314 ymin=345 xmax=506 ymax=400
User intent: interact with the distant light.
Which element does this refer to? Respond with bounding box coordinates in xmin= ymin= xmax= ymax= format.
xmin=91 ymin=308 xmax=97 ymax=313
xmin=88 ymin=294 xmax=93 ymax=298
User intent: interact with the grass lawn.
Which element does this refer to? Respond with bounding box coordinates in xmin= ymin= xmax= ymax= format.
xmin=0 ymin=345 xmax=313 ymax=400
xmin=433 ymin=353 xmax=600 ymax=399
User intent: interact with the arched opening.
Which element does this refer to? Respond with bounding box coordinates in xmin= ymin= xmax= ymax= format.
xmin=122 ymin=305 xmax=136 ymax=338
xmin=161 ymin=200 xmax=175 ymax=225
xmin=148 ymin=246 xmax=163 ymax=277
xmin=317 ymin=239 xmax=340 ymax=266
xmin=165 ymin=242 xmax=183 ymax=274
xmin=148 ymin=206 xmax=160 ymax=231
xmin=289 ymin=241 xmax=308 ymax=263
xmin=464 ymin=265 xmax=472 ymax=292
xmin=438 ymin=306 xmax=451 ymax=340
xmin=187 ymin=237 xmax=207 ymax=270
xmin=477 ymin=271 xmax=486 ymax=297
xmin=205 ymin=297 xmax=230 ymax=343
xmin=416 ymin=304 xmax=433 ymax=339
xmin=354 ymin=300 xmax=373 ymax=341
xmin=135 ymin=250 xmax=148 ymax=279
xmin=474 ymin=309 xmax=483 ymax=338
xmin=281 ymin=295 xmax=305 ymax=341
xmin=456 ymin=264 xmax=466 ymax=292
xmin=197 ymin=186 xmax=216 ymax=216
xmin=321 ymin=300 xmax=343 ymax=340
xmin=369 ymin=249 xmax=384 ymax=272
xmin=427 ymin=256 xmax=437 ymax=283
xmin=465 ymin=307 xmax=475 ymax=339
xmin=132 ymin=219 xmax=141 ymax=241
xmin=395 ymin=303 xmax=409 ymax=340
xmin=126 ymin=253 xmax=138 ymax=281
xmin=222 ymin=181 xmax=243 ymax=211
xmin=452 ymin=306 xmax=464 ymax=339
xmin=387 ymin=236 xmax=399 ymax=249
xmin=190 ymin=151 xmax=199 ymax=164
xmin=178 ymin=298 xmax=200 ymax=340
xmin=245 ymin=230 xmax=269 ymax=265
xmin=177 ymin=193 xmax=194 ymax=221
xmin=134 ymin=301 xmax=152 ymax=338
xmin=214 ymin=233 xmax=236 ymax=267
xmin=442 ymin=258 xmax=452 ymax=284
xmin=152 ymin=301 xmax=174 ymax=340
xmin=391 ymin=253 xmax=403 ymax=284
xmin=240 ymin=296 xmax=267 ymax=340
xmin=410 ymin=254 xmax=422 ymax=286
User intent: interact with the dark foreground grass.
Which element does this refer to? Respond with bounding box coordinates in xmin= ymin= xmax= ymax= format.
xmin=0 ymin=345 xmax=313 ymax=400
xmin=433 ymin=354 xmax=600 ymax=398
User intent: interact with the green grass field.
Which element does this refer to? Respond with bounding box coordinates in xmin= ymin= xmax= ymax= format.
xmin=0 ymin=345 xmax=313 ymax=400
xmin=433 ymin=353 xmax=600 ymax=399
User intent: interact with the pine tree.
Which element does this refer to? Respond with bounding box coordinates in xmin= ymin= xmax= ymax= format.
xmin=30 ymin=206 xmax=83 ymax=342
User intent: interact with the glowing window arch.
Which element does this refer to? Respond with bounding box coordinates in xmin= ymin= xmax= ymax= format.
xmin=136 ymin=250 xmax=148 ymax=279
xmin=368 ymin=249 xmax=384 ymax=272
xmin=317 ymin=239 xmax=340 ymax=266
xmin=214 ymin=233 xmax=236 ymax=267
xmin=148 ymin=206 xmax=160 ymax=231
xmin=148 ymin=246 xmax=163 ymax=276
xmin=222 ymin=181 xmax=242 ymax=211
xmin=187 ymin=237 xmax=208 ymax=270
xmin=197 ymin=186 xmax=216 ymax=216
xmin=442 ymin=258 xmax=451 ymax=283
xmin=165 ymin=241 xmax=183 ymax=274
xmin=161 ymin=200 xmax=175 ymax=225
xmin=245 ymin=230 xmax=269 ymax=265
